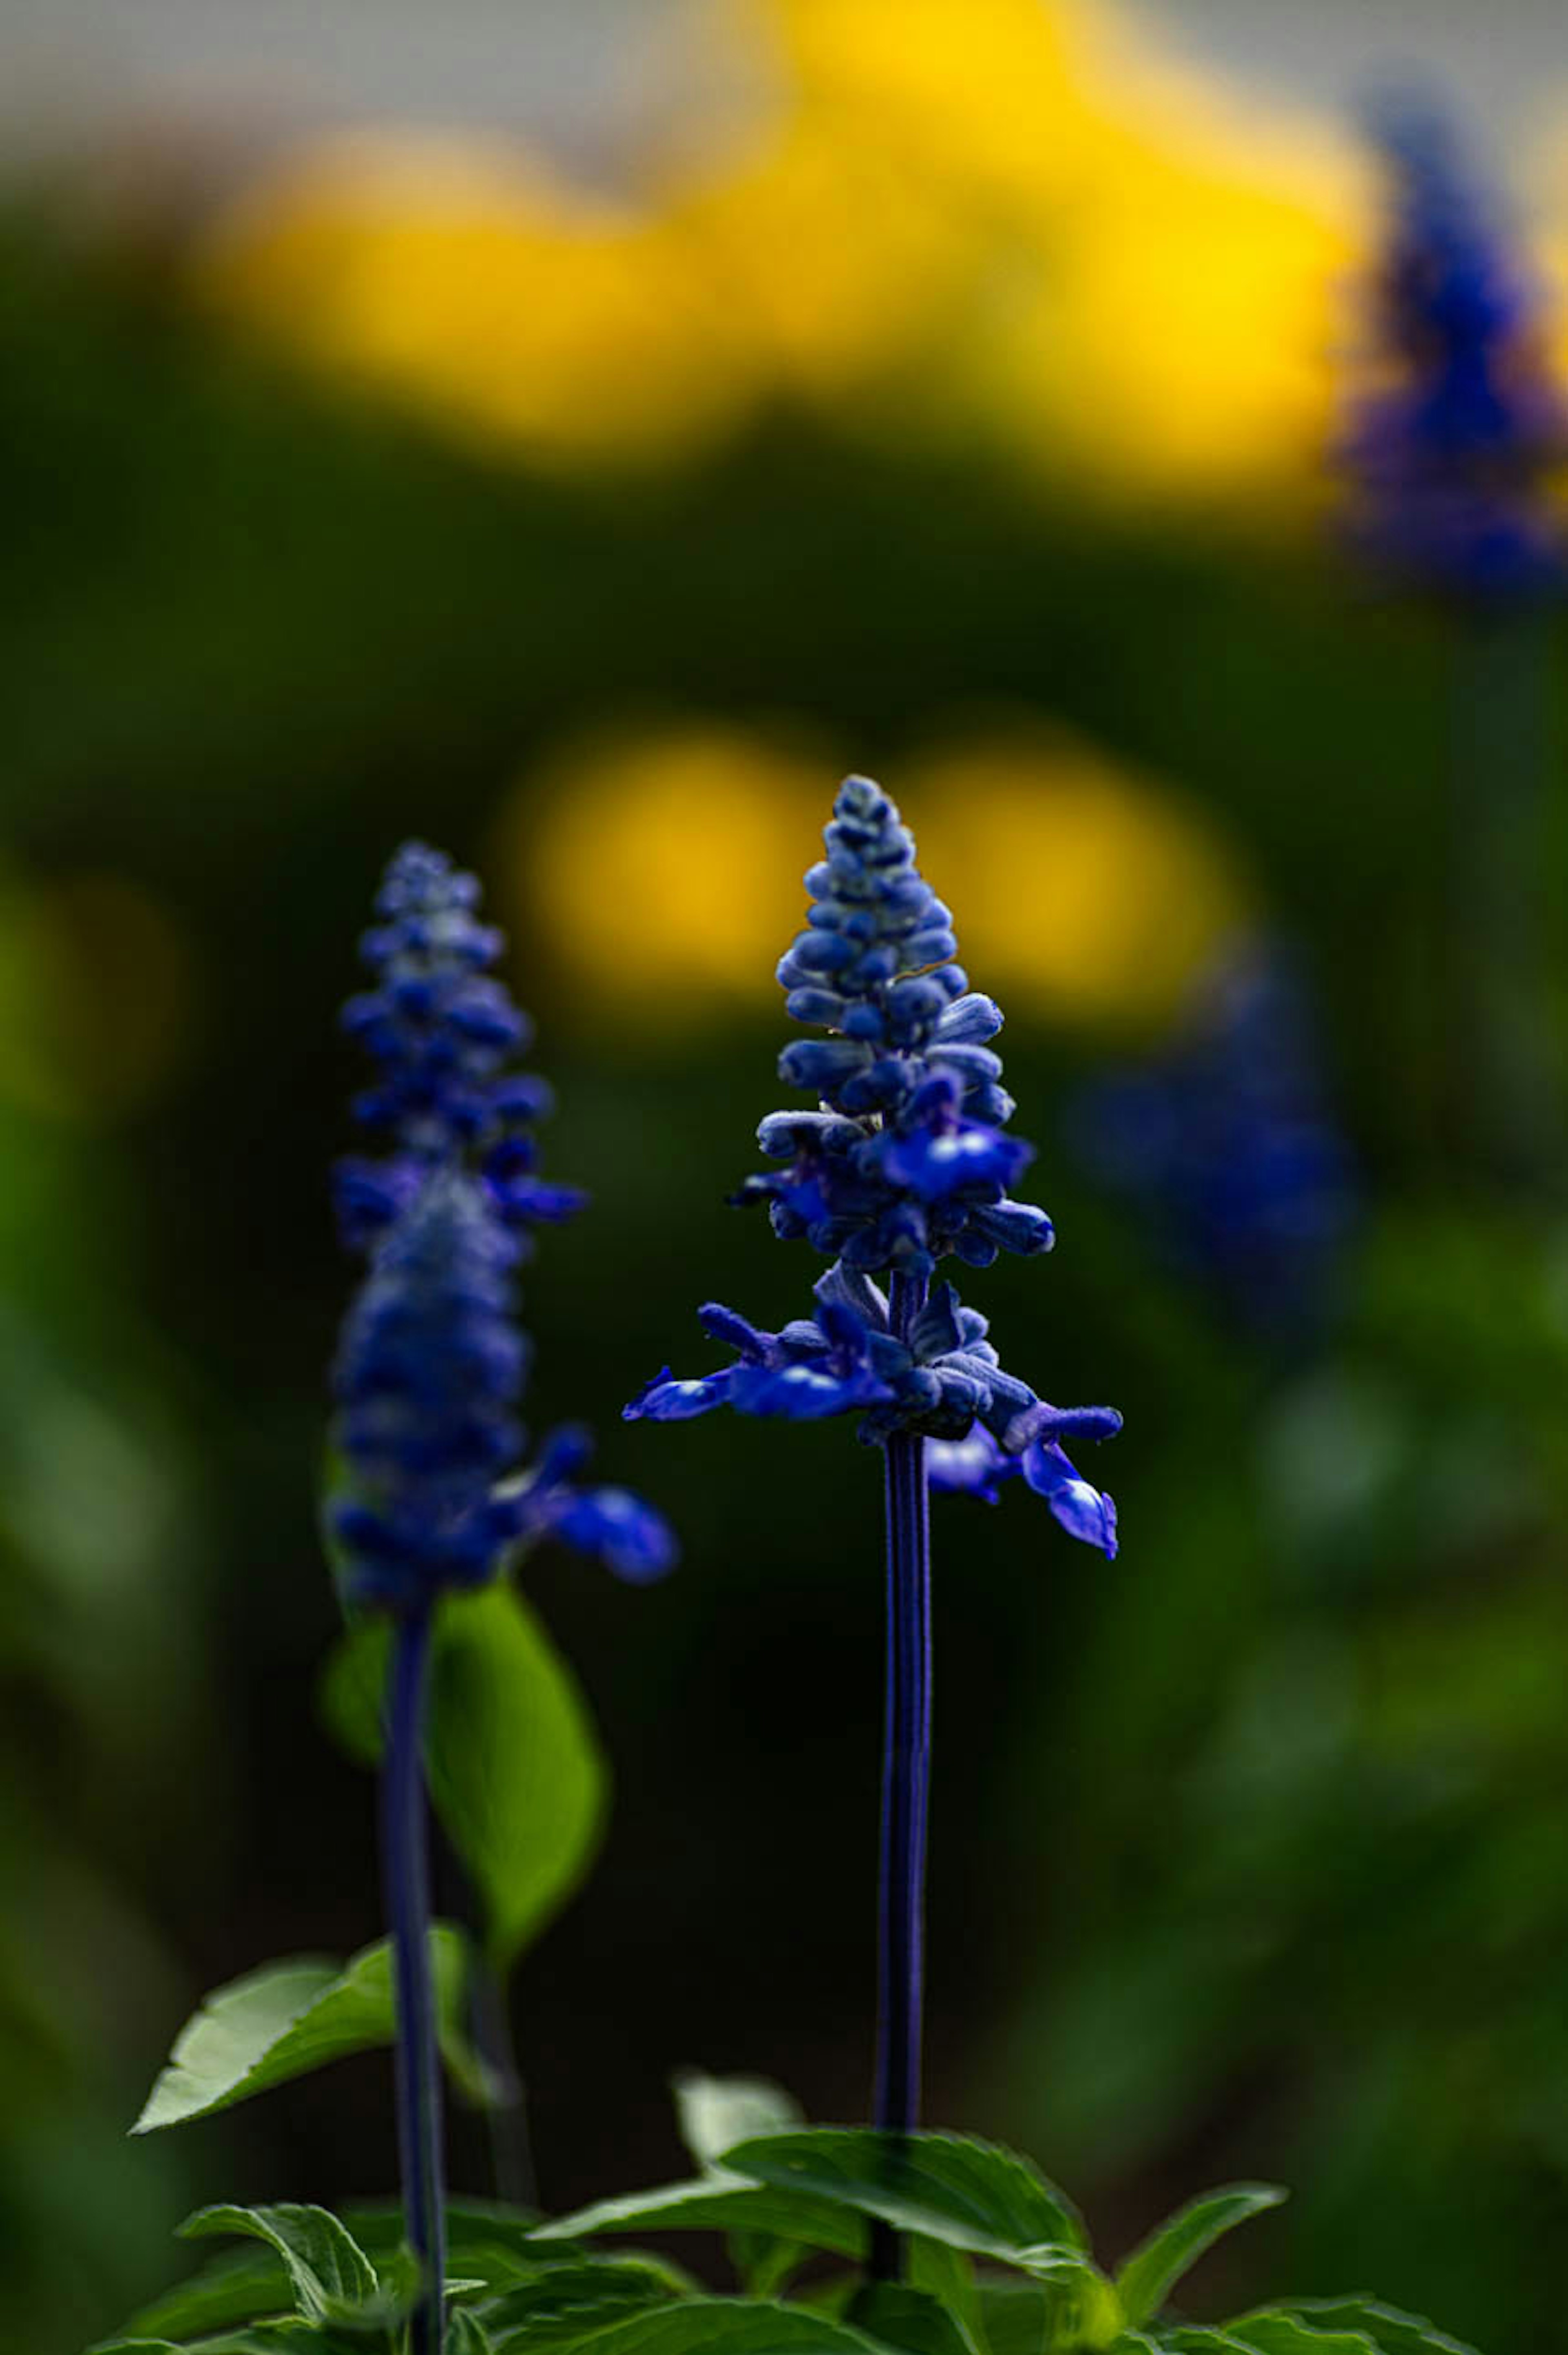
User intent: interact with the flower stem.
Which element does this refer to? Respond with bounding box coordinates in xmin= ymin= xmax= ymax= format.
xmin=871 ymin=1268 xmax=932 ymax=2281
xmin=383 ymin=1605 xmax=446 ymax=2355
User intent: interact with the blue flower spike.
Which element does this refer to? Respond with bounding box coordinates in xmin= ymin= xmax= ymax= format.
xmin=328 ymin=842 xmax=675 ymax=2354
xmin=624 ymin=774 xmax=1119 ymax=2275
xmin=628 ymin=776 xmax=1118 ymax=1549
xmin=1347 ymin=91 xmax=1565 ymax=602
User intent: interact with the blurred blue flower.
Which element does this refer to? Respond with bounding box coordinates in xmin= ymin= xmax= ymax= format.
xmin=331 ymin=842 xmax=675 ymax=1610
xmin=1346 ymin=91 xmax=1564 ymax=600
xmin=336 ymin=839 xmax=586 ymax=1251
xmin=627 ymin=777 xmax=1118 ymax=1548
xmin=1069 ymin=945 xmax=1356 ymax=1336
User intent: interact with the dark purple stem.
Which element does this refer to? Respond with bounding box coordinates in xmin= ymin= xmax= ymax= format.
xmin=871 ymin=1267 xmax=931 ymax=2280
xmin=383 ymin=1606 xmax=446 ymax=2355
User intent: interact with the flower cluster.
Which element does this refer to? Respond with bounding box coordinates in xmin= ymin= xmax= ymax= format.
xmin=1345 ymin=93 xmax=1564 ymax=602
xmin=334 ymin=839 xmax=587 ymax=1252
xmin=1069 ymin=944 xmax=1356 ymax=1337
xmin=735 ymin=775 xmax=1052 ymax=1275
xmin=330 ymin=842 xmax=675 ymax=1611
xmin=627 ymin=777 xmax=1119 ymax=1556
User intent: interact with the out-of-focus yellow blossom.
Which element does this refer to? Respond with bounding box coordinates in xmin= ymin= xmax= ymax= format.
xmin=505 ymin=724 xmax=826 ymax=1021
xmin=0 ymin=870 xmax=196 ymax=1122
xmin=195 ymin=134 xmax=758 ymax=468
xmin=976 ymin=24 xmax=1367 ymax=500
xmin=906 ymin=727 xmax=1248 ymax=1032
xmin=509 ymin=715 xmax=1242 ymax=1036
xmin=191 ymin=0 xmax=1374 ymax=502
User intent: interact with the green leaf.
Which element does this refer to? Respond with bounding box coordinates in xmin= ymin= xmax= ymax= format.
xmin=481 ymin=2257 xmax=688 ymax=2348
xmin=848 ymin=2286 xmax=970 ymax=2355
xmin=1159 ymin=2336 xmax=1258 ymax=2353
xmin=323 ymin=1582 xmax=608 ymax=1971
xmin=543 ymin=2299 xmax=883 ymax=2355
xmin=669 ymin=2069 xmax=810 ymax=2296
xmin=1265 ymin=2306 xmax=1481 ymax=2355
xmin=904 ymin=2242 xmax=981 ymax=2355
xmin=343 ymin=2198 xmax=552 ymax=2293
xmin=450 ymin=2315 xmax=497 ymax=2355
xmin=178 ymin=2204 xmax=378 ymax=2324
xmin=533 ymin=2178 xmax=868 ymax=2261
xmin=718 ymin=2132 xmax=1087 ymax=2266
xmin=977 ymin=2283 xmax=1051 ymax=2355
xmin=120 ymin=2250 xmax=292 ymax=2340
xmin=134 ymin=1926 xmax=496 ymax=2131
xmin=1210 ymin=2321 xmax=1381 ymax=2355
xmin=674 ymin=2072 xmax=804 ymax=2171
xmin=1116 ymin=2188 xmax=1287 ymax=2328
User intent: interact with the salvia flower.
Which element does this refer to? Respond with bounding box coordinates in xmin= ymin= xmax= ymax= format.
xmin=735 ymin=776 xmax=1053 ymax=1276
xmin=330 ymin=842 xmax=675 ymax=1613
xmin=1069 ymin=943 xmax=1356 ymax=1338
xmin=627 ymin=776 xmax=1119 ymax=1555
xmin=335 ymin=839 xmax=587 ymax=1251
xmin=1345 ymin=92 xmax=1565 ymax=602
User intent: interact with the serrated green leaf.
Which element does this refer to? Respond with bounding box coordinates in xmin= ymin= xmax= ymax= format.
xmin=134 ymin=1926 xmax=497 ymax=2131
xmin=848 ymin=2284 xmax=970 ymax=2355
xmin=323 ymin=1582 xmax=608 ymax=1972
xmin=718 ymin=2132 xmax=1087 ymax=2266
xmin=534 ymin=2177 xmax=868 ymax=2261
xmin=1267 ymin=2305 xmax=1481 ymax=2355
xmin=179 ymin=2205 xmax=378 ymax=2324
xmin=674 ymin=2072 xmax=804 ymax=2172
xmin=546 ymin=2298 xmax=883 ymax=2355
xmin=670 ymin=2069 xmax=809 ymax=2297
xmin=481 ymin=2257 xmax=686 ymax=2348
xmin=1214 ymin=2319 xmax=1381 ymax=2355
xmin=1116 ymin=2187 xmax=1287 ymax=2328
xmin=342 ymin=2197 xmax=545 ymax=2290
xmin=119 ymin=2249 xmax=293 ymax=2340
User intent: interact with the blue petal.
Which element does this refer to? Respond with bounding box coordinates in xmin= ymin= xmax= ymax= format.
xmin=926 ymin=1428 xmax=1018 ymax=1503
xmin=697 ymin=1302 xmax=775 ymax=1361
xmin=1021 ymin=1440 xmax=1119 ymax=1557
xmin=549 ymin=1485 xmax=678 ymax=1581
xmin=730 ymin=1361 xmax=890 ymax=1419
xmin=880 ymin=1122 xmax=1031 ymax=1201
xmin=623 ymin=1368 xmax=735 ymax=1422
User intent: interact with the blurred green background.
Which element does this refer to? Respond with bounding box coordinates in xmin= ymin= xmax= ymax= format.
xmin=4 ymin=2 xmax=1568 ymax=2350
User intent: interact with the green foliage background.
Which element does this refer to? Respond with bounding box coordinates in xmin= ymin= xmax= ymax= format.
xmin=1 ymin=212 xmax=1565 ymax=2354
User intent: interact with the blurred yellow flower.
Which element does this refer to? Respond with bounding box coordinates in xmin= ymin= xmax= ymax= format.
xmin=189 ymin=0 xmax=1375 ymax=502
xmin=507 ymin=715 xmax=1243 ymax=1037
xmin=195 ymin=134 xmax=757 ymax=468
xmin=982 ymin=32 xmax=1366 ymax=500
xmin=503 ymin=723 xmax=826 ymax=1021
xmin=906 ymin=726 xmax=1248 ymax=1031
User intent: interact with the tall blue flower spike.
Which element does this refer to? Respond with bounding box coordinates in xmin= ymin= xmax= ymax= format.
xmin=1069 ymin=943 xmax=1356 ymax=1339
xmin=329 ymin=842 xmax=675 ymax=2354
xmin=625 ymin=776 xmax=1116 ymax=1544
xmin=331 ymin=842 xmax=676 ymax=1609
xmin=624 ymin=775 xmax=1118 ymax=2273
xmin=1346 ymin=92 xmax=1564 ymax=602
